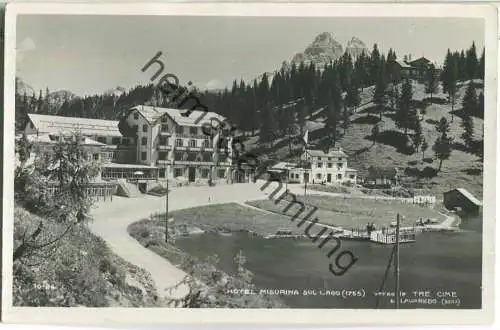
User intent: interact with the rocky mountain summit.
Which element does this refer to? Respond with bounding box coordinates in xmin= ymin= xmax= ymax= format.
xmin=291 ymin=32 xmax=368 ymax=68
xmin=345 ymin=36 xmax=368 ymax=59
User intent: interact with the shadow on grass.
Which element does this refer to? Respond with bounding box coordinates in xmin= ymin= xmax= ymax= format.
xmin=365 ymin=130 xmax=415 ymax=155
xmin=422 ymin=96 xmax=448 ymax=105
xmin=352 ymin=115 xmax=381 ymax=125
xmin=461 ymin=168 xmax=482 ymax=176
xmin=404 ymin=166 xmax=439 ymax=179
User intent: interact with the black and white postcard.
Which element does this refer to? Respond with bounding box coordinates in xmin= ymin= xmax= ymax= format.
xmin=1 ymin=1 xmax=497 ymax=326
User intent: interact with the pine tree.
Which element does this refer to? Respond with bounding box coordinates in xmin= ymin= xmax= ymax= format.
xmin=448 ymin=55 xmax=459 ymax=122
xmin=477 ymin=91 xmax=484 ymax=119
xmin=433 ymin=117 xmax=453 ymax=171
xmin=441 ymin=49 xmax=452 ymax=95
xmin=462 ymin=82 xmax=478 ymax=117
xmin=371 ymin=123 xmax=380 ymax=146
xmin=461 ymin=114 xmax=474 ymax=150
xmin=458 ymin=50 xmax=467 ymax=80
xmin=424 ymin=64 xmax=438 ymax=100
xmin=421 ymin=138 xmax=428 ymax=161
xmin=395 ymin=78 xmax=414 ymax=136
xmin=479 ymin=48 xmax=485 ymax=80
xmin=466 ymin=42 xmax=478 ymax=80
xmin=370 ymin=44 xmax=381 ymax=84
xmin=373 ymin=55 xmax=388 ymax=120
xmin=412 ymin=120 xmax=423 ymax=152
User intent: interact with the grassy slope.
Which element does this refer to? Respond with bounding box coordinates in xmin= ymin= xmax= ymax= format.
xmin=13 ymin=207 xmax=160 ymax=307
xmin=242 ymin=81 xmax=484 ymax=198
xmin=247 ymin=195 xmax=445 ymax=229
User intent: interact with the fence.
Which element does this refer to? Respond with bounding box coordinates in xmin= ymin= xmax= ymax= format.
xmin=44 ymin=182 xmax=117 ymax=202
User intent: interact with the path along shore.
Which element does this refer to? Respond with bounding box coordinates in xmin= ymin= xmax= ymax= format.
xmin=89 ymin=180 xmax=458 ymax=302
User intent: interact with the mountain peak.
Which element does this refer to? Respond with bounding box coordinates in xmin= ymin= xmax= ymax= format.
xmin=346 ymin=36 xmax=368 ymax=59
xmin=291 ymin=32 xmax=343 ymax=67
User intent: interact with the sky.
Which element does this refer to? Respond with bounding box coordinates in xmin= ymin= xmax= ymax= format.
xmin=15 ymin=15 xmax=484 ymax=97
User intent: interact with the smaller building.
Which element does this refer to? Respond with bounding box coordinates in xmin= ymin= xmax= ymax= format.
xmin=443 ymin=188 xmax=482 ymax=214
xmin=365 ymin=166 xmax=399 ymax=187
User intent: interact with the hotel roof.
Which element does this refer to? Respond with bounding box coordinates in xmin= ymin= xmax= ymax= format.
xmin=306 ymin=148 xmax=347 ymax=158
xmin=131 ymin=105 xmax=226 ymax=127
xmin=27 ymin=114 xmax=121 ymax=137
xmin=25 ymin=133 xmax=106 ymax=146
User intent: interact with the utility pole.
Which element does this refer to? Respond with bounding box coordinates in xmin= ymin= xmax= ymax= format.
xmin=165 ymin=174 xmax=169 ymax=243
xmin=394 ymin=213 xmax=401 ymax=309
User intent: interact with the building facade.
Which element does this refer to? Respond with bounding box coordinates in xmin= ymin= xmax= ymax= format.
xmin=121 ymin=105 xmax=234 ymax=184
xmin=284 ymin=148 xmax=357 ymax=185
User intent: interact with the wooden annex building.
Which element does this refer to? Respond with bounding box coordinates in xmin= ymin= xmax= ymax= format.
xmin=443 ymin=188 xmax=482 ymax=214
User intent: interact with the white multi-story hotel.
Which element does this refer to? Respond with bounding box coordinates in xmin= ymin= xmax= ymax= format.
xmin=120 ymin=105 xmax=234 ymax=184
xmin=284 ymin=148 xmax=357 ymax=185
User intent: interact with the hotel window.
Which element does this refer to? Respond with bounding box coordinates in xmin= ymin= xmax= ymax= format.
xmin=161 ymin=124 xmax=168 ymax=132
xmin=317 ymin=162 xmax=323 ymax=168
xmin=218 ymin=169 xmax=226 ymax=178
xmin=133 ymin=124 xmax=138 ymax=132
xmin=189 ymin=139 xmax=197 ymax=148
xmin=134 ymin=112 xmax=139 ymax=120
xmin=112 ymin=137 xmax=120 ymax=145
xmin=142 ymin=124 xmax=148 ymax=132
xmin=174 ymin=151 xmax=183 ymax=161
xmin=175 ymin=139 xmax=183 ymax=147
xmin=337 ymin=174 xmax=342 ymax=180
xmin=159 ymin=169 xmax=166 ymax=178
xmin=190 ymin=127 xmax=198 ymax=135
xmin=201 ymin=168 xmax=209 ymax=178
xmin=327 ymin=163 xmax=332 ymax=168
xmin=328 ymin=157 xmax=332 ymax=161
xmin=338 ymin=157 xmax=342 ymax=161
xmin=295 ymin=174 xmax=300 ymax=179
xmin=176 ymin=126 xmax=184 ymax=134
xmin=202 ymin=139 xmax=210 ymax=148
xmin=317 ymin=157 xmax=321 ymax=160
xmin=159 ymin=152 xmax=167 ymax=160
xmin=174 ymin=168 xmax=183 ymax=177
xmin=349 ymin=174 xmax=355 ymax=179
xmin=337 ymin=163 xmax=343 ymax=169
xmin=316 ymin=173 xmax=322 ymax=180
xmin=161 ymin=115 xmax=168 ymax=122
xmin=141 ymin=152 xmax=147 ymax=160
xmin=202 ymin=153 xmax=212 ymax=162
xmin=97 ymin=137 xmax=106 ymax=144
xmin=93 ymin=153 xmax=100 ymax=161
xmin=141 ymin=137 xmax=147 ymax=145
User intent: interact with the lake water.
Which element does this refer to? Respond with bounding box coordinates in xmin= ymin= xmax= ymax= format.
xmin=175 ymin=213 xmax=482 ymax=309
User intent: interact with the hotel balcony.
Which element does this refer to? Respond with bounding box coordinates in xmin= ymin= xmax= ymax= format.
xmin=157 ymin=145 xmax=172 ymax=150
xmin=157 ymin=160 xmax=172 ymax=165
xmin=159 ymin=131 xmax=172 ymax=136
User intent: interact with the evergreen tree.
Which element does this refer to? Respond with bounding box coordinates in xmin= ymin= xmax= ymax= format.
xmin=461 ymin=114 xmax=474 ymax=150
xmin=371 ymin=122 xmax=380 ymax=146
xmin=297 ymin=105 xmax=307 ymax=135
xmin=433 ymin=117 xmax=453 ymax=171
xmin=424 ymin=63 xmax=438 ymax=99
xmin=462 ymin=82 xmax=478 ymax=117
xmin=441 ymin=49 xmax=453 ymax=95
xmin=421 ymin=138 xmax=428 ymax=161
xmin=259 ymin=102 xmax=273 ymax=145
xmin=373 ymin=55 xmax=388 ymax=120
xmin=477 ymin=91 xmax=484 ymax=119
xmin=412 ymin=120 xmax=423 ymax=152
xmin=479 ymin=48 xmax=485 ymax=80
xmin=466 ymin=42 xmax=478 ymax=80
xmin=448 ymin=55 xmax=459 ymax=122
xmin=369 ymin=44 xmax=381 ymax=84
xmin=458 ymin=50 xmax=467 ymax=80
xmin=341 ymin=103 xmax=351 ymax=135
xmin=394 ymin=78 xmax=414 ymax=136
xmin=326 ymin=71 xmax=342 ymax=149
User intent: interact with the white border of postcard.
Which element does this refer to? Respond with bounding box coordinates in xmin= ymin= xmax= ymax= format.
xmin=2 ymin=1 xmax=498 ymax=326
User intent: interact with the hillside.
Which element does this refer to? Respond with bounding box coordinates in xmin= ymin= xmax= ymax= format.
xmin=241 ymin=80 xmax=484 ymax=198
xmin=13 ymin=207 xmax=161 ymax=307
